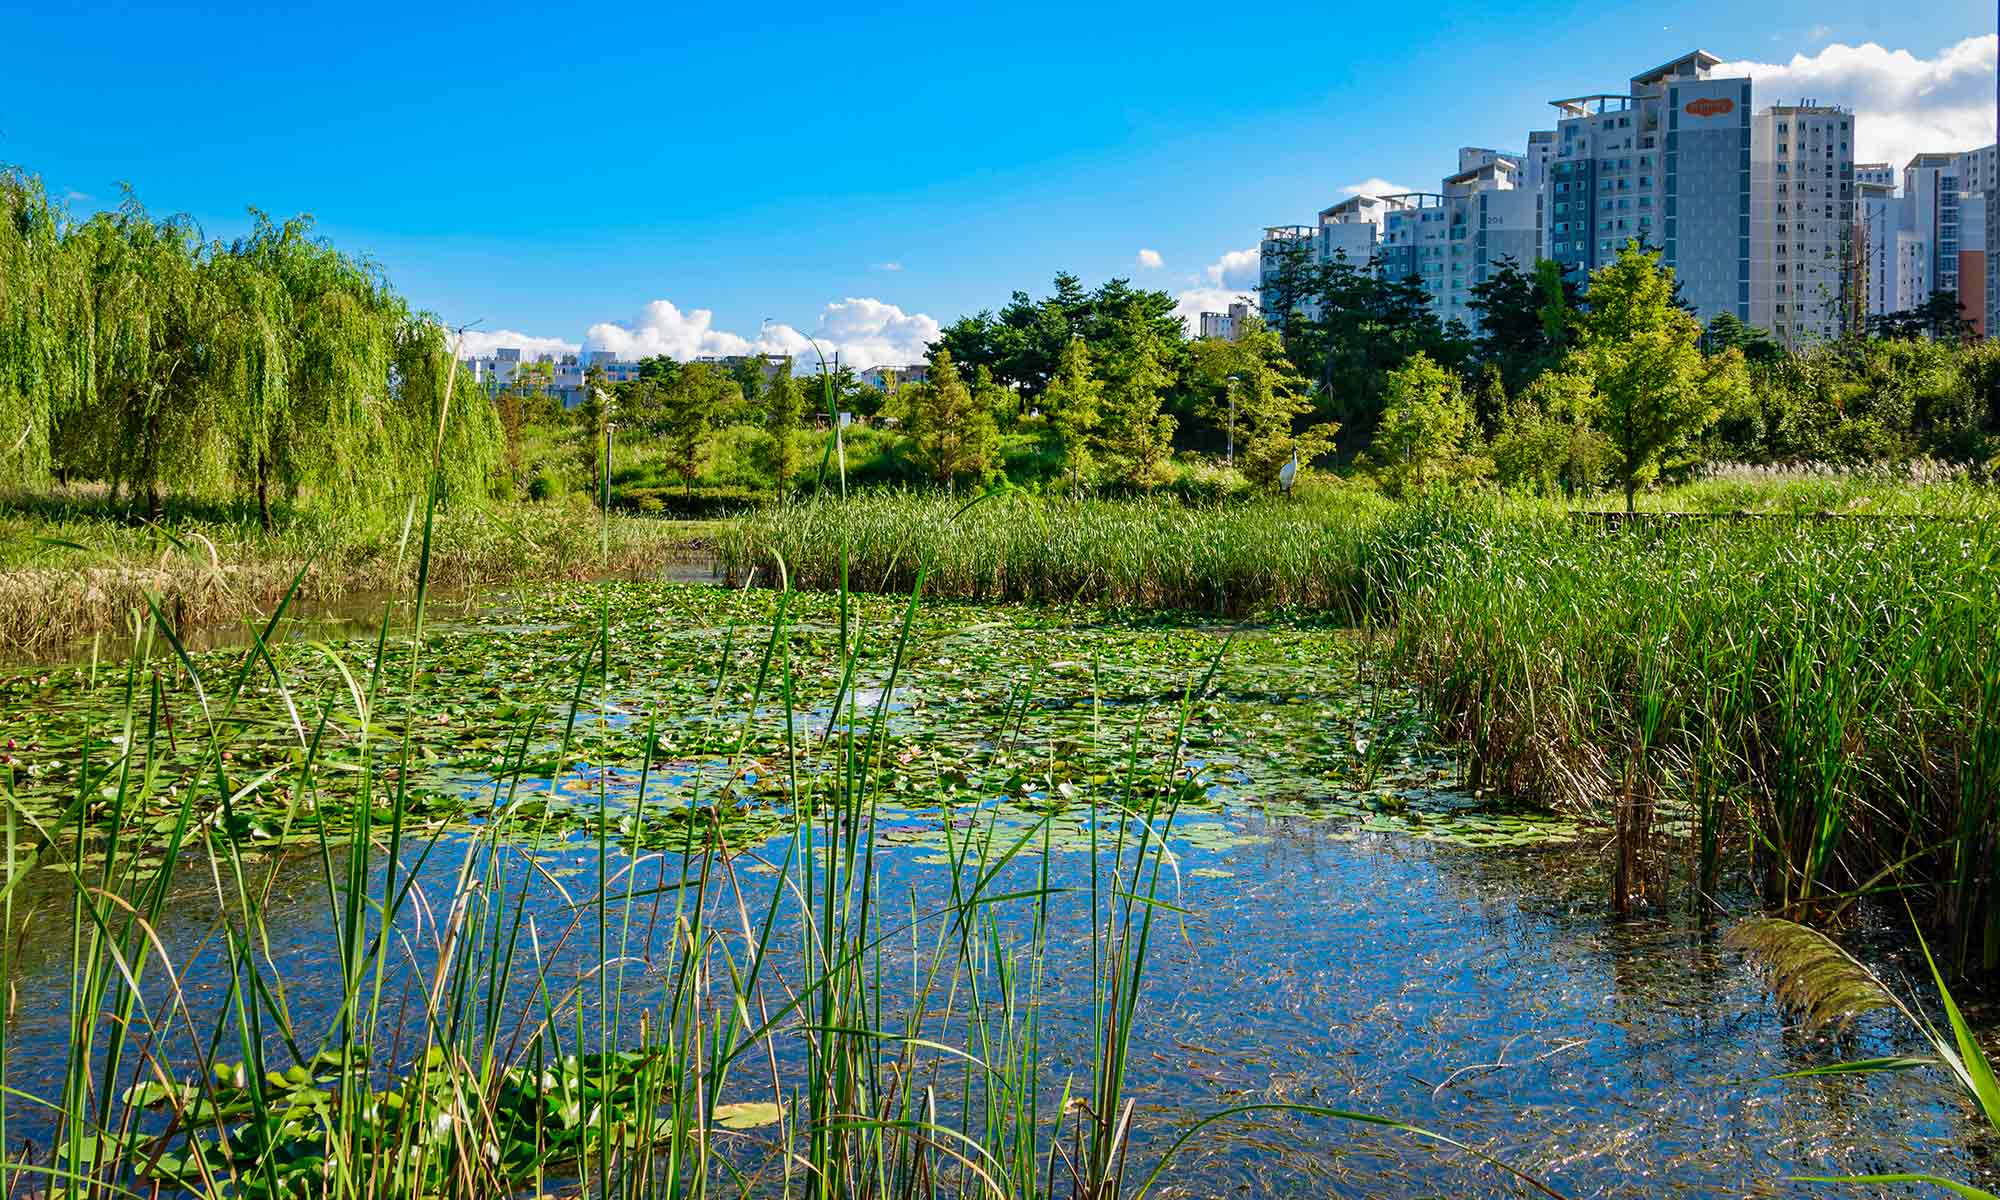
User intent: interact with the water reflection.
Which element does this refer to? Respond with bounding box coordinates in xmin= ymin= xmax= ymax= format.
xmin=6 ymin=809 xmax=1993 ymax=1198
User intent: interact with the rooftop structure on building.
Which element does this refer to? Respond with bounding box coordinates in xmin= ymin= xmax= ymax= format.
xmin=1544 ymin=48 xmax=1752 ymax=326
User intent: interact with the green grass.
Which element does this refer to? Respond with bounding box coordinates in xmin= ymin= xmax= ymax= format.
xmin=716 ymin=484 xmax=1398 ymax=617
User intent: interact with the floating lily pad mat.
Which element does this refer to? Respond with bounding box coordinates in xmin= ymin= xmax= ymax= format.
xmin=0 ymin=581 xmax=1581 ymax=854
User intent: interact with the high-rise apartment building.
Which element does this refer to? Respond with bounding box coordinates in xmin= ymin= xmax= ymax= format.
xmin=1897 ymin=145 xmax=1999 ymax=332
xmin=1378 ymin=192 xmax=1450 ymax=305
xmin=1904 ymin=153 xmax=1963 ymax=301
xmin=1443 ymin=155 xmax=1538 ymax=328
xmin=1260 ymin=148 xmax=1538 ymax=334
xmin=1855 ymin=167 xmax=1927 ymax=318
xmin=1960 ymin=192 xmax=1987 ymax=337
xmin=1989 ymin=63 xmax=1999 ymax=340
xmin=1959 ymin=145 xmax=1996 ymax=337
xmin=1750 ymin=103 xmax=1857 ymax=345
xmin=1545 ymin=51 xmax=1752 ymax=325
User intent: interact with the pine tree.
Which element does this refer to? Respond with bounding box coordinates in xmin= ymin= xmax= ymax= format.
xmin=900 ymin=349 xmax=996 ymax=490
xmin=1102 ymin=303 xmax=1176 ymax=490
xmin=1042 ymin=337 xmax=1102 ymax=496
xmin=661 ymin=362 xmax=722 ymax=496
xmin=763 ymin=360 xmax=803 ymax=498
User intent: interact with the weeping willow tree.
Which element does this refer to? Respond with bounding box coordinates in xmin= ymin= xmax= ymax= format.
xmin=55 ymin=193 xmax=230 ymax=517
xmin=212 ymin=213 xmax=404 ymax=526
xmin=389 ymin=318 xmax=503 ymax=508
xmin=0 ymin=171 xmax=502 ymax=519
xmin=0 ymin=169 xmax=90 ymax=487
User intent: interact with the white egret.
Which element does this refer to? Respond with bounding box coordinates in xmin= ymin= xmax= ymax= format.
xmin=1278 ymin=449 xmax=1298 ymax=496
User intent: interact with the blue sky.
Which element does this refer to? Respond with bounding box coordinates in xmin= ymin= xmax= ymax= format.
xmin=5 ymin=0 xmax=1993 ymax=365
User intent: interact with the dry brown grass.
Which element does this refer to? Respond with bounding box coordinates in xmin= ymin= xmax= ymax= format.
xmin=0 ymin=501 xmax=710 ymax=656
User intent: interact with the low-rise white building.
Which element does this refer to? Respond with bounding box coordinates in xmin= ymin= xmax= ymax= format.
xmin=1197 ymin=301 xmax=1255 ymax=340
xmin=855 ymin=363 xmax=929 ymax=391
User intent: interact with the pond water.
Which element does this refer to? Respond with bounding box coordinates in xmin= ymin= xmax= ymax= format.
xmin=0 ymin=578 xmax=1993 ymax=1197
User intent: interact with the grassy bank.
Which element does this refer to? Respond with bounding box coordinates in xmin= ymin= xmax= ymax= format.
xmin=0 ymin=493 xmax=714 ymax=656
xmin=721 ymin=482 xmax=2000 ymax=968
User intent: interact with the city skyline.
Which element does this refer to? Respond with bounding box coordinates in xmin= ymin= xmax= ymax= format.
xmin=4 ymin=1 xmax=1992 ymax=368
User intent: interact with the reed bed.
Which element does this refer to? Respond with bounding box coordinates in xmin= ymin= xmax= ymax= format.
xmin=724 ymin=486 xmax=2000 ymax=967
xmin=715 ymin=488 xmax=1399 ymax=617
xmin=1383 ymin=503 xmax=2000 ymax=968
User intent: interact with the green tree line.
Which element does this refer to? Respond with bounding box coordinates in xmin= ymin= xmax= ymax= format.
xmin=1258 ymin=237 xmax=2000 ymax=495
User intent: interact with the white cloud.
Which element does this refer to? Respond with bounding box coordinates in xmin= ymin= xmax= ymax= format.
xmin=1341 ymin=177 xmax=1415 ymax=198
xmin=1136 ymin=248 xmax=1164 ymax=269
xmin=873 ymin=261 xmax=903 ymax=272
xmin=1716 ymin=35 xmax=1997 ymax=171
xmin=456 ymin=328 xmax=580 ymax=360
xmin=581 ymin=296 xmax=939 ymax=371
xmin=1202 ymin=247 xmax=1259 ymax=289
xmin=752 ymin=298 xmax=943 ymax=370
xmin=585 ymin=301 xmax=754 ymax=361
xmin=1805 ymin=24 xmax=1834 ymax=45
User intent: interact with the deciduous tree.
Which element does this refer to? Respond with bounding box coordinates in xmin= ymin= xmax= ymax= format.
xmin=1373 ymin=351 xmax=1484 ymax=495
xmin=1571 ymin=242 xmax=1748 ymax=511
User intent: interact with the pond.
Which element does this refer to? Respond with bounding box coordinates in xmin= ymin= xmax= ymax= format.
xmin=0 ymin=579 xmax=1993 ymax=1197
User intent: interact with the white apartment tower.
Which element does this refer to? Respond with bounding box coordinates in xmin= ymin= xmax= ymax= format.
xmin=1264 ymin=150 xmax=1540 ymax=335
xmin=1371 ymin=149 xmax=1538 ymax=330
xmin=1544 ymin=51 xmax=1752 ymax=325
xmin=1750 ymin=103 xmax=1857 ymax=345
xmin=1855 ymin=166 xmax=1927 ymax=318
xmin=1904 ymin=153 xmax=1963 ymax=301
xmin=1316 ymin=193 xmax=1406 ymax=267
